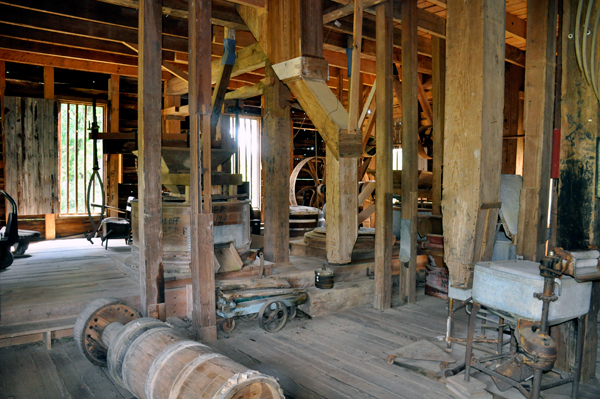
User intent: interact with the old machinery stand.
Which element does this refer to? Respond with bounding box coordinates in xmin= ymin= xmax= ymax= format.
xmin=463 ymin=253 xmax=585 ymax=399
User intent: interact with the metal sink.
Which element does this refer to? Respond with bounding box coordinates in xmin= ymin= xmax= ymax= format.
xmin=472 ymin=260 xmax=592 ymax=325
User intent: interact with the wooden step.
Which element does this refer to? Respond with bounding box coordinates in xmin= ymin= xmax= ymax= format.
xmin=0 ymin=316 xmax=77 ymax=349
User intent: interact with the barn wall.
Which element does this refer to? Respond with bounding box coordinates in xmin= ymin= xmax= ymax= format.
xmin=4 ymin=96 xmax=59 ymax=215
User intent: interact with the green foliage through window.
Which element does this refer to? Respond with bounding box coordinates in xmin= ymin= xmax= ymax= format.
xmin=59 ymin=103 xmax=104 ymax=214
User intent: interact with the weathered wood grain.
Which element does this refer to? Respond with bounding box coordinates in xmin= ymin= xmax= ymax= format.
xmin=4 ymin=96 xmax=58 ymax=215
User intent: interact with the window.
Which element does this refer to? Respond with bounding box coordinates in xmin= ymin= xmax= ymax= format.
xmin=230 ymin=116 xmax=261 ymax=209
xmin=58 ymin=102 xmax=105 ymax=215
xmin=393 ymin=148 xmax=403 ymax=170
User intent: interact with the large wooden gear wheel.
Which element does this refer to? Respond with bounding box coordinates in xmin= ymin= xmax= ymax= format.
xmin=73 ymin=297 xmax=142 ymax=366
xmin=289 ymin=156 xmax=326 ymax=208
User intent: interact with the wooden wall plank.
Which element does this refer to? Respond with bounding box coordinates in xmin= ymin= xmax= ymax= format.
xmin=189 ymin=0 xmax=217 ymax=342
xmin=431 ymin=36 xmax=445 ymax=216
xmin=516 ymin=0 xmax=557 ymax=261
xmin=373 ymin=0 xmax=393 ymax=311
xmin=137 ymin=0 xmax=165 ymax=317
xmin=263 ymin=62 xmax=291 ymax=262
xmin=4 ymin=97 xmax=58 ymax=215
xmin=442 ymin=0 xmax=506 ymax=288
xmin=400 ymin=0 xmax=419 ymax=304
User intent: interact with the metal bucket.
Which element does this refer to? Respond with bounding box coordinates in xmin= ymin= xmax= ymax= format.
xmin=315 ymin=266 xmax=334 ymax=289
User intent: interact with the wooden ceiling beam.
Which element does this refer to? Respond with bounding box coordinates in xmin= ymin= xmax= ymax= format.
xmin=0 ymin=48 xmax=172 ymax=78
xmin=95 ymin=0 xmax=249 ymax=30
xmin=326 ymin=13 xmax=525 ymax=67
xmin=415 ymin=0 xmax=526 ymax=42
xmin=0 ymin=36 xmax=139 ymax=67
xmin=0 ymin=23 xmax=137 ymax=56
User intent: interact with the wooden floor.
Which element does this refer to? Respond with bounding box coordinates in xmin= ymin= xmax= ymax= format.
xmin=0 ymin=239 xmax=599 ymax=399
xmin=0 ymin=295 xmax=599 ymax=399
xmin=0 ymin=239 xmax=139 ymax=344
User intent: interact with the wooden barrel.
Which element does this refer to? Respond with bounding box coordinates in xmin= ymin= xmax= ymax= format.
xmin=145 ymin=340 xmax=283 ymax=399
xmin=107 ymin=318 xmax=165 ymax=388
xmin=121 ymin=326 xmax=187 ymax=399
xmin=289 ymin=206 xmax=319 ymax=238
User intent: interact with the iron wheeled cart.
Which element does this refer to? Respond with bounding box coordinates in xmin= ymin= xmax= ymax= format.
xmin=216 ymin=289 xmax=308 ymax=333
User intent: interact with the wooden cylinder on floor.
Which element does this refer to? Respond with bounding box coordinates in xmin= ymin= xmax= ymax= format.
xmin=145 ymin=340 xmax=283 ymax=399
xmin=107 ymin=318 xmax=166 ymax=388
xmin=121 ymin=326 xmax=186 ymax=399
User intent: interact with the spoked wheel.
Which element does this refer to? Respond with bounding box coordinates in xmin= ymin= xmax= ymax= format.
xmin=219 ymin=318 xmax=236 ymax=333
xmin=258 ymin=300 xmax=288 ymax=333
xmin=289 ymin=156 xmax=326 ymax=208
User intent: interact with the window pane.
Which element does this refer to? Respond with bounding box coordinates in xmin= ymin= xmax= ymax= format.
xmin=58 ymin=102 xmax=105 ymax=215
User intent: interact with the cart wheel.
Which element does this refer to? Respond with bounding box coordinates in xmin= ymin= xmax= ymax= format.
xmin=220 ymin=318 xmax=236 ymax=333
xmin=258 ymin=300 xmax=288 ymax=333
xmin=288 ymin=306 xmax=297 ymax=320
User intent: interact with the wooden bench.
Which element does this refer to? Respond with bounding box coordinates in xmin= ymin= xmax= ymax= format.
xmin=0 ymin=316 xmax=77 ymax=349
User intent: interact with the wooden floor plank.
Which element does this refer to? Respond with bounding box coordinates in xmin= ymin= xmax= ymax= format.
xmin=210 ymin=339 xmax=329 ymax=399
xmin=48 ymin=340 xmax=98 ymax=399
xmin=60 ymin=339 xmax=129 ymax=399
xmin=28 ymin=343 xmax=73 ymax=399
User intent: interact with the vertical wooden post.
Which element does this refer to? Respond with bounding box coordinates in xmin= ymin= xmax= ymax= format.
xmin=137 ymin=0 xmax=164 ymax=318
xmin=107 ymin=75 xmax=121 ymax=217
xmin=442 ymin=0 xmax=506 ymax=288
xmin=431 ymin=36 xmax=445 ymax=216
xmin=43 ymin=66 xmax=54 ymax=100
xmin=501 ymin=64 xmax=523 ymax=175
xmin=189 ymin=0 xmax=217 ymax=342
xmin=263 ymin=62 xmax=291 ymax=263
xmin=400 ymin=0 xmax=419 ymax=304
xmin=1 ymin=61 xmax=6 ymax=222
xmin=44 ymin=214 xmax=56 ymax=240
xmin=373 ymin=0 xmax=393 ymax=311
xmin=348 ymin=0 xmax=363 ymax=135
xmin=517 ymin=0 xmax=558 ymax=261
xmin=553 ymin=0 xmax=600 ymax=380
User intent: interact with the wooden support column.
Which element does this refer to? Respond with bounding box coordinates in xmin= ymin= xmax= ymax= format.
xmin=348 ymin=0 xmax=363 ymax=135
xmin=400 ymin=0 xmax=419 ymax=304
xmin=373 ymin=0 xmax=393 ymax=311
xmin=442 ymin=0 xmax=506 ymax=288
xmin=501 ymin=63 xmax=523 ymax=175
xmin=553 ymin=0 xmax=600 ymax=381
xmin=327 ymin=0 xmax=358 ymax=264
xmin=43 ymin=66 xmax=54 ymax=100
xmin=189 ymin=0 xmax=217 ymax=342
xmin=1 ymin=61 xmax=5 ymax=221
xmin=431 ymin=36 xmax=445 ymax=216
xmin=263 ymin=61 xmax=291 ymax=263
xmin=138 ymin=0 xmax=164 ymax=318
xmin=516 ymin=0 xmax=557 ymax=261
xmin=107 ymin=75 xmax=121 ymax=217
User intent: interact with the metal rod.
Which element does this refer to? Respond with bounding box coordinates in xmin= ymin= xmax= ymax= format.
xmin=572 ymin=315 xmax=585 ymax=398
xmin=446 ymin=297 xmax=454 ymax=352
xmin=498 ymin=316 xmax=504 ymax=355
xmin=464 ymin=302 xmax=480 ymax=382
